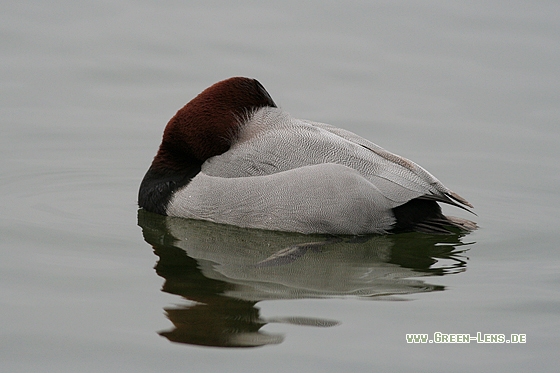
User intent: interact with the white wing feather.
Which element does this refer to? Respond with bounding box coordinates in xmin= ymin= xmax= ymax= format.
xmin=202 ymin=108 xmax=472 ymax=209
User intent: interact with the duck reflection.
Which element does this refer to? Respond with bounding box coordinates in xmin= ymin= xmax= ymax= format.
xmin=138 ymin=209 xmax=472 ymax=348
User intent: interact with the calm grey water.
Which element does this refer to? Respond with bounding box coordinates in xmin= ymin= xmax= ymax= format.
xmin=2 ymin=1 xmax=559 ymax=372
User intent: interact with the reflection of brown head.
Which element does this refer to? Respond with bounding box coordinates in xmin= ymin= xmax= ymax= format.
xmin=159 ymin=299 xmax=283 ymax=348
xmin=147 ymin=218 xmax=283 ymax=348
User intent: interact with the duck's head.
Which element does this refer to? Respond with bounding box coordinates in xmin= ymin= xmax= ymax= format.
xmin=154 ymin=77 xmax=277 ymax=169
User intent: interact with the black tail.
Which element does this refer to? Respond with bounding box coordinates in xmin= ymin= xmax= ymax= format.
xmin=391 ymin=199 xmax=477 ymax=234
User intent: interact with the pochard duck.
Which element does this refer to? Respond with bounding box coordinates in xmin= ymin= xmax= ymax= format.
xmin=139 ymin=77 xmax=476 ymax=235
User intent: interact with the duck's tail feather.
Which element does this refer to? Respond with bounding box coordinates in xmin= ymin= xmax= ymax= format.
xmin=418 ymin=191 xmax=476 ymax=215
xmin=391 ymin=199 xmax=478 ymax=235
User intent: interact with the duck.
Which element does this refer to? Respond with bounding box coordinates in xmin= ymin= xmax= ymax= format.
xmin=139 ymin=77 xmax=476 ymax=235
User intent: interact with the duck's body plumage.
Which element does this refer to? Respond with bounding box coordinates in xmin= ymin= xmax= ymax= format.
xmin=139 ymin=77 xmax=475 ymax=235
